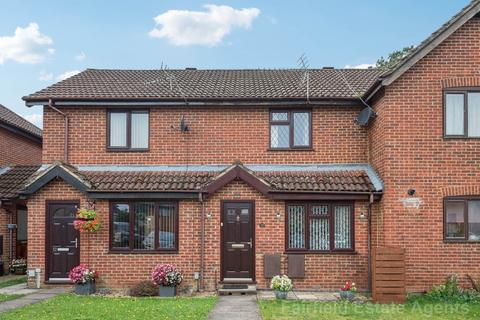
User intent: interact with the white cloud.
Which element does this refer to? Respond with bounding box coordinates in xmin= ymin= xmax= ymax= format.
xmin=56 ymin=70 xmax=80 ymax=81
xmin=149 ymin=4 xmax=260 ymax=46
xmin=24 ymin=113 xmax=43 ymax=128
xmin=344 ymin=63 xmax=375 ymax=69
xmin=75 ymin=51 xmax=86 ymax=61
xmin=38 ymin=70 xmax=53 ymax=81
xmin=0 ymin=23 xmax=54 ymax=64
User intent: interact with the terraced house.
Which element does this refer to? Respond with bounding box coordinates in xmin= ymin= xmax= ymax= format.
xmin=16 ymin=1 xmax=480 ymax=299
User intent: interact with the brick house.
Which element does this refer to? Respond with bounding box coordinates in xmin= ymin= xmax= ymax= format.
xmin=0 ymin=104 xmax=42 ymax=272
xmin=16 ymin=1 xmax=480 ymax=294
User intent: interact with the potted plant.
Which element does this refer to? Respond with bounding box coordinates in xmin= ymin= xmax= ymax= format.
xmin=340 ymin=281 xmax=357 ymax=301
xmin=73 ymin=208 xmax=101 ymax=233
xmin=9 ymin=259 xmax=27 ymax=275
xmin=152 ymin=264 xmax=183 ymax=297
xmin=270 ymin=275 xmax=293 ymax=299
xmin=69 ymin=264 xmax=98 ymax=295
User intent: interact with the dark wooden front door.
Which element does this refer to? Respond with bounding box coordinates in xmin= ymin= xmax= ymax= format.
xmin=221 ymin=201 xmax=254 ymax=280
xmin=46 ymin=202 xmax=80 ymax=281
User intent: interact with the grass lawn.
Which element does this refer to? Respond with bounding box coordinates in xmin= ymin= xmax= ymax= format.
xmin=0 ymin=294 xmax=23 ymax=303
xmin=0 ymin=275 xmax=27 ymax=289
xmin=259 ymin=299 xmax=480 ymax=320
xmin=1 ymin=294 xmax=217 ymax=320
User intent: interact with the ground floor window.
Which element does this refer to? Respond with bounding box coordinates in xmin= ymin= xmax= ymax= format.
xmin=286 ymin=202 xmax=354 ymax=252
xmin=110 ymin=201 xmax=178 ymax=252
xmin=444 ymin=198 xmax=480 ymax=241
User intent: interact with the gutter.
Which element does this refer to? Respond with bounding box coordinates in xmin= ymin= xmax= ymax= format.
xmin=367 ymin=193 xmax=374 ymax=295
xmin=48 ymin=99 xmax=69 ymax=163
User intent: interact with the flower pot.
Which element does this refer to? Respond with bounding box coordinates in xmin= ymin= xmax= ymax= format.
xmin=339 ymin=290 xmax=355 ymax=301
xmin=274 ymin=290 xmax=288 ymax=299
xmin=75 ymin=282 xmax=96 ymax=295
xmin=159 ymin=285 xmax=176 ymax=297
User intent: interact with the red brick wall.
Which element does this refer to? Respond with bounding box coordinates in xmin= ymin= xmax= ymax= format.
xmin=0 ymin=128 xmax=41 ymax=166
xmin=42 ymin=105 xmax=367 ymax=165
xmin=28 ymin=178 xmax=369 ymax=291
xmin=369 ymin=16 xmax=480 ymax=292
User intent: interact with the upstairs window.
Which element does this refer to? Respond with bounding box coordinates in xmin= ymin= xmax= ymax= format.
xmin=108 ymin=110 xmax=149 ymax=150
xmin=270 ymin=110 xmax=311 ymax=149
xmin=444 ymin=90 xmax=480 ymax=137
xmin=444 ymin=198 xmax=480 ymax=242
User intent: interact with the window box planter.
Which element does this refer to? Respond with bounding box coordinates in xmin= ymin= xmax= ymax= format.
xmin=159 ymin=285 xmax=176 ymax=297
xmin=75 ymin=281 xmax=96 ymax=295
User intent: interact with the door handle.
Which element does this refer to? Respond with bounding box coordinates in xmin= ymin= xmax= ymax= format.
xmin=71 ymin=238 xmax=78 ymax=248
xmin=246 ymin=238 xmax=253 ymax=248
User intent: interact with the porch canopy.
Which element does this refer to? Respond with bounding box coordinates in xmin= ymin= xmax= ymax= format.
xmin=20 ymin=161 xmax=383 ymax=201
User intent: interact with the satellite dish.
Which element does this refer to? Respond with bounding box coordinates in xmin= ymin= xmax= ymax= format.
xmin=179 ymin=115 xmax=189 ymax=132
xmin=355 ymin=106 xmax=377 ymax=126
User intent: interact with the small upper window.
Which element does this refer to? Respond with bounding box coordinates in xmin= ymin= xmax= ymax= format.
xmin=108 ymin=110 xmax=149 ymax=150
xmin=444 ymin=90 xmax=480 ymax=137
xmin=444 ymin=198 xmax=480 ymax=241
xmin=270 ymin=110 xmax=311 ymax=149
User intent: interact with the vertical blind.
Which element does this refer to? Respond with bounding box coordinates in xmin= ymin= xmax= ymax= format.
xmin=131 ymin=112 xmax=149 ymax=149
xmin=159 ymin=203 xmax=176 ymax=249
xmin=334 ymin=205 xmax=351 ymax=249
xmin=134 ymin=202 xmax=155 ymax=250
xmin=109 ymin=113 xmax=127 ymax=147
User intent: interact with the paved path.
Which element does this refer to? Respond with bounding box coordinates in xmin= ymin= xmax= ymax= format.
xmin=208 ymin=295 xmax=261 ymax=320
xmin=0 ymin=284 xmax=68 ymax=313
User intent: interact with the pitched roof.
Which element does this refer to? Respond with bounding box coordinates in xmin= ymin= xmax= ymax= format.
xmin=0 ymin=166 xmax=41 ymax=200
xmin=22 ymin=68 xmax=384 ymax=103
xmin=0 ymin=105 xmax=42 ymax=139
xmin=20 ymin=162 xmax=382 ymax=198
xmin=378 ymin=0 xmax=480 ymax=87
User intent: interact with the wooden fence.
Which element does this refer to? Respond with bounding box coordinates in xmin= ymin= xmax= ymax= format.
xmin=372 ymin=247 xmax=406 ymax=303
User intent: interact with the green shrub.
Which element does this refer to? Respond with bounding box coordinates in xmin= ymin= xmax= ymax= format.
xmin=129 ymin=281 xmax=158 ymax=297
xmin=422 ymin=275 xmax=480 ymax=303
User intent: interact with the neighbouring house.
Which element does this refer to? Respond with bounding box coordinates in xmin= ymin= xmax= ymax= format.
xmin=0 ymin=105 xmax=42 ymax=272
xmin=15 ymin=1 xmax=480 ymax=295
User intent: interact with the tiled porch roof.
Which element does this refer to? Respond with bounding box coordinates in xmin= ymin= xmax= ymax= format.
xmin=0 ymin=165 xmax=41 ymax=200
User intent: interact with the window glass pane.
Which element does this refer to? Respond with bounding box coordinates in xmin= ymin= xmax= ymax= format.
xmin=445 ymin=94 xmax=464 ymax=135
xmin=468 ymin=93 xmax=480 ymax=137
xmin=159 ymin=203 xmax=176 ymax=249
xmin=310 ymin=219 xmax=329 ymax=250
xmin=446 ymin=201 xmax=465 ymax=239
xmin=17 ymin=210 xmax=27 ymax=241
xmin=312 ymin=205 xmax=328 ymax=216
xmin=272 ymin=112 xmax=288 ymax=121
xmin=271 ymin=125 xmax=289 ymax=148
xmin=334 ymin=205 xmax=351 ymax=249
xmin=131 ymin=112 xmax=149 ymax=149
xmin=468 ymin=201 xmax=480 ymax=241
xmin=112 ymin=204 xmax=130 ymax=248
xmin=109 ymin=113 xmax=127 ymax=147
xmin=293 ymin=112 xmax=310 ymax=146
xmin=288 ymin=205 xmax=305 ymax=249
xmin=134 ymin=202 xmax=155 ymax=250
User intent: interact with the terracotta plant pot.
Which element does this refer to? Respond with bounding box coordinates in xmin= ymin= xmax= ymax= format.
xmin=75 ymin=282 xmax=96 ymax=295
xmin=274 ymin=290 xmax=288 ymax=299
xmin=159 ymin=285 xmax=176 ymax=297
xmin=339 ymin=290 xmax=355 ymax=301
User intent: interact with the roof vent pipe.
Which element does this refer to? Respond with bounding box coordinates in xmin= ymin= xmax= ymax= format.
xmin=48 ymin=99 xmax=69 ymax=163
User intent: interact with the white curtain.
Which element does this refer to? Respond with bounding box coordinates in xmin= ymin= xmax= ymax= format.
xmin=445 ymin=94 xmax=464 ymax=135
xmin=110 ymin=113 xmax=127 ymax=147
xmin=334 ymin=205 xmax=351 ymax=249
xmin=288 ymin=205 xmax=305 ymax=249
xmin=131 ymin=112 xmax=149 ymax=149
xmin=159 ymin=203 xmax=176 ymax=249
xmin=468 ymin=93 xmax=480 ymax=137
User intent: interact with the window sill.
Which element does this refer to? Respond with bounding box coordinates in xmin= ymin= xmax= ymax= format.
xmin=443 ymin=240 xmax=480 ymax=243
xmin=443 ymin=136 xmax=480 ymax=140
xmin=284 ymin=250 xmax=357 ymax=255
xmin=106 ymin=148 xmax=149 ymax=153
xmin=267 ymin=148 xmax=314 ymax=152
xmin=108 ymin=250 xmax=178 ymax=254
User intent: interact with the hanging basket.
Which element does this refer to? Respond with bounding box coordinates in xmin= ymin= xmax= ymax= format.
xmin=74 ymin=208 xmax=102 ymax=233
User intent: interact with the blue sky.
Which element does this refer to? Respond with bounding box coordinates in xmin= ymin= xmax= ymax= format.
xmin=0 ymin=0 xmax=470 ymax=127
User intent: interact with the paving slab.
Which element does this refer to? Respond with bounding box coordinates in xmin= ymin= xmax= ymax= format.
xmin=208 ymin=295 xmax=261 ymax=320
xmin=0 ymin=286 xmax=69 ymax=313
xmin=0 ymin=283 xmax=38 ymax=295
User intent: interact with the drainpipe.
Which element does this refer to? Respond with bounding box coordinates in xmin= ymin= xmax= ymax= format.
xmin=367 ymin=193 xmax=374 ymax=294
xmin=48 ymin=99 xmax=69 ymax=163
xmin=7 ymin=207 xmax=13 ymax=268
xmin=199 ymin=192 xmax=205 ymax=291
